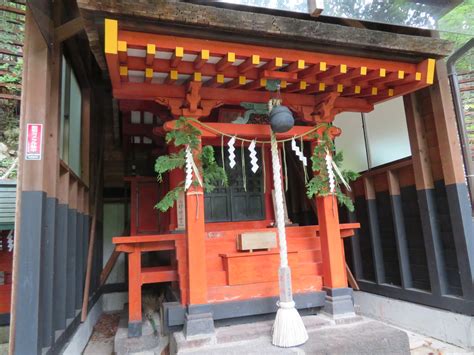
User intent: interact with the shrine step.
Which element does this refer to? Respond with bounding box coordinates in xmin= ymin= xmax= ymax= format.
xmin=140 ymin=265 xmax=178 ymax=285
xmin=207 ymin=275 xmax=323 ymax=302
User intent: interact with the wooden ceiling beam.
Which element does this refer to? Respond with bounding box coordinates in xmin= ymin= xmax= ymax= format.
xmin=238 ymin=55 xmax=260 ymax=74
xmin=113 ymin=82 xmax=374 ymax=114
xmin=54 ymin=16 xmax=84 ymax=43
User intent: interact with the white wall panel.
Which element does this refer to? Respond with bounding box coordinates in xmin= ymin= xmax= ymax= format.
xmin=334 ymin=112 xmax=368 ymax=173
xmin=365 ymin=97 xmax=411 ymax=168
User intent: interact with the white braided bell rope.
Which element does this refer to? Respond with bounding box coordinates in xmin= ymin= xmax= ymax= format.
xmin=270 ymin=133 xmax=289 ymax=268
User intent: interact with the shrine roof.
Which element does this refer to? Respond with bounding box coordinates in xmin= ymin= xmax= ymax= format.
xmin=101 ymin=16 xmax=438 ymax=121
xmin=78 ymin=0 xmax=452 ymax=73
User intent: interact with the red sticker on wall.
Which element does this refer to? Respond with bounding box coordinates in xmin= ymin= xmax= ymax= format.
xmin=25 ymin=123 xmax=43 ymax=160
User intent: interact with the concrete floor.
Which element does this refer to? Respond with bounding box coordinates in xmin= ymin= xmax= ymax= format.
xmin=83 ymin=313 xmax=472 ymax=355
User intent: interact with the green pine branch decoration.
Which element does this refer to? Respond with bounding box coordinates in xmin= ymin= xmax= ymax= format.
xmin=154 ymin=117 xmax=228 ymax=212
xmin=306 ymin=130 xmax=359 ymax=212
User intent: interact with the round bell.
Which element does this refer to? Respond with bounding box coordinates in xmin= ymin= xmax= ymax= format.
xmin=269 ymin=105 xmax=295 ymax=133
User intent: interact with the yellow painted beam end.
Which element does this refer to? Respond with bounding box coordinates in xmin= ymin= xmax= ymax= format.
xmin=280 ymin=80 xmax=287 ymax=89
xmin=371 ymin=87 xmax=378 ymax=95
xmin=104 ymin=19 xmax=118 ymax=54
xmin=337 ymin=84 xmax=344 ymax=93
xmin=239 ymin=76 xmax=246 ymax=85
xmin=360 ymin=66 xmax=367 ymax=75
xmin=426 ymin=58 xmax=435 ymax=84
xmin=355 ymin=85 xmax=361 ymax=94
xmin=388 ymin=88 xmax=394 ymax=96
xmin=194 ymin=72 xmax=202 ymax=82
xmin=298 ymin=60 xmax=305 ymax=69
xmin=201 ymin=49 xmax=210 ymax=60
xmin=175 ymin=47 xmax=184 ymax=57
xmin=300 ymin=81 xmax=307 ymax=90
xmin=228 ymin=52 xmax=236 ymax=62
xmin=275 ymin=57 xmax=283 ymax=67
xmin=119 ymin=66 xmax=128 ymax=76
xmin=145 ymin=68 xmax=153 ymax=78
xmin=320 ymin=62 xmax=327 ymax=71
xmin=252 ymin=55 xmax=260 ymax=65
xmin=379 ymin=68 xmax=386 ymax=77
xmin=217 ymin=74 xmax=225 ymax=83
xmin=170 ymin=70 xmax=178 ymax=80
xmin=147 ymin=44 xmax=156 ymax=55
xmin=340 ymin=64 xmax=347 ymax=73
xmin=398 ymin=70 xmax=405 ymax=79
xmin=117 ymin=40 xmax=127 ymax=52
xmin=415 ymin=72 xmax=422 ymax=81
xmin=319 ymin=82 xmax=325 ymax=92
xmin=260 ymin=78 xmax=267 ymax=86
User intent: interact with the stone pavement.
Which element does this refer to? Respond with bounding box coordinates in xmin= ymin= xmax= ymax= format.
xmin=171 ymin=315 xmax=410 ymax=354
xmin=84 ymin=312 xmax=472 ymax=354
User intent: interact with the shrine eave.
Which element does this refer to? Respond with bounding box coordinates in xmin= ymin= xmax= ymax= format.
xmin=102 ymin=17 xmax=437 ymax=121
xmin=77 ymin=0 xmax=453 ymax=74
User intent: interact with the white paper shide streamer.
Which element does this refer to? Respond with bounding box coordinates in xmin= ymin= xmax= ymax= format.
xmin=228 ymin=136 xmax=236 ymax=169
xmin=248 ymin=139 xmax=259 ymax=173
xmin=291 ymin=138 xmax=307 ymax=166
xmin=184 ymin=145 xmax=203 ymax=191
xmin=184 ymin=145 xmax=194 ymax=190
xmin=7 ymin=230 xmax=13 ymax=252
xmin=325 ymin=150 xmax=336 ymax=193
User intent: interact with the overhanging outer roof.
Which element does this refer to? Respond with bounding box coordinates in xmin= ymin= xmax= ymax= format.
xmin=77 ymin=0 xmax=453 ymax=74
xmin=103 ymin=18 xmax=436 ymax=121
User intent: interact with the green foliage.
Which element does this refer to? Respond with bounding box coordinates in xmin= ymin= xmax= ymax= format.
xmin=154 ymin=151 xmax=185 ymax=182
xmin=200 ymin=145 xmax=228 ymax=192
xmin=155 ymin=185 xmax=184 ymax=212
xmin=154 ymin=118 xmax=228 ymax=212
xmin=305 ymin=131 xmax=359 ymax=212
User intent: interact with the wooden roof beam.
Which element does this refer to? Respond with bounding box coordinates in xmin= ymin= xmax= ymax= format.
xmin=285 ymin=59 xmax=305 ymax=73
xmin=194 ymin=49 xmax=209 ymax=70
xmin=370 ymin=70 xmax=405 ymax=86
xmin=298 ymin=62 xmax=327 ymax=80
xmin=318 ymin=64 xmax=348 ymax=81
xmin=170 ymin=47 xmax=184 ymax=68
xmin=243 ymin=78 xmax=267 ymax=90
xmin=206 ymin=74 xmax=225 ymax=88
xmin=118 ymin=40 xmax=127 ymax=64
xmin=353 ymin=68 xmax=386 ymax=84
xmin=226 ymin=75 xmax=247 ymax=89
xmin=238 ymin=55 xmax=260 ymax=74
xmin=164 ymin=69 xmax=178 ymax=85
xmin=260 ymin=57 xmax=283 ymax=71
xmin=216 ymin=52 xmax=235 ymax=72
xmin=146 ymin=44 xmax=155 ymax=66
xmin=284 ymin=81 xmax=307 ymax=93
xmin=261 ymin=70 xmax=297 ymax=81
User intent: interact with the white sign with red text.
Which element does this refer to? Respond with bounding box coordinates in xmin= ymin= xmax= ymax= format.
xmin=25 ymin=123 xmax=43 ymax=160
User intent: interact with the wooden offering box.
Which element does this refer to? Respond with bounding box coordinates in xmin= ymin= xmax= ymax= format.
xmin=220 ymin=250 xmax=299 ymax=285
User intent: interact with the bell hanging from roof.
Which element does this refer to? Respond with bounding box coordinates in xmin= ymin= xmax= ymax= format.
xmin=269 ymin=104 xmax=295 ymax=133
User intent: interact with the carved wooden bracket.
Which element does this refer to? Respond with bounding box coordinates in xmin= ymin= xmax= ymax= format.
xmin=312 ymin=92 xmax=340 ymax=123
xmin=289 ymin=92 xmax=341 ymax=123
xmin=156 ymin=81 xmax=223 ymax=118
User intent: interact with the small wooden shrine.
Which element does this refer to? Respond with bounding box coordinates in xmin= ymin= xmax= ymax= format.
xmin=104 ymin=18 xmax=436 ymax=336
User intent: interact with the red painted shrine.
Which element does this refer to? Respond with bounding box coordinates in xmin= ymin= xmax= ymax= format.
xmin=103 ymin=18 xmax=436 ymax=333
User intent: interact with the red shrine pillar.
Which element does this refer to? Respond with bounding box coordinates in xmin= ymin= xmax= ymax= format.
xmin=311 ymin=142 xmax=354 ymax=318
xmin=183 ymin=136 xmax=215 ymax=338
xmin=316 ymin=195 xmax=347 ymax=288
xmin=184 ymin=138 xmax=207 ymax=305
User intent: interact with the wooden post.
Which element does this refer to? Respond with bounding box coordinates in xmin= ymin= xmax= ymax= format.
xmin=128 ymin=248 xmax=142 ymax=336
xmin=80 ymin=140 xmax=103 ymax=321
xmin=185 ymin=139 xmax=207 ymax=305
xmin=316 ymin=195 xmax=347 ymax=289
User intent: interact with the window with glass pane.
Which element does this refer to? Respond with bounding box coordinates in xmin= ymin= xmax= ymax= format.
xmin=60 ymin=56 xmax=82 ymax=175
xmin=365 ymin=97 xmax=411 ymax=168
